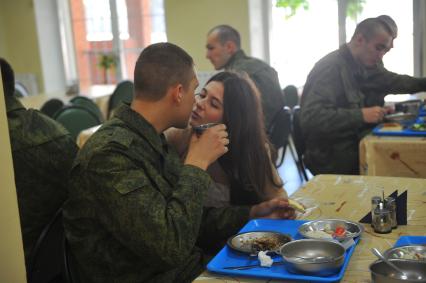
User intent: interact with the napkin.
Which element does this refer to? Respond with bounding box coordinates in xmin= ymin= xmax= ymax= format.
xmin=359 ymin=190 xmax=407 ymax=226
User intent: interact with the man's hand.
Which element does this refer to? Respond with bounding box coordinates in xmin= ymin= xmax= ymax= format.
xmin=184 ymin=124 xmax=229 ymax=170
xmin=362 ymin=106 xmax=386 ymax=123
xmin=249 ymin=197 xmax=296 ymax=220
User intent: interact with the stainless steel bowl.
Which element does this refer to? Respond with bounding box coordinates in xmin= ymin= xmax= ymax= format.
xmin=279 ymin=239 xmax=345 ymax=276
xmin=384 ymin=245 xmax=426 ymax=261
xmin=298 ymin=219 xmax=364 ymax=241
xmin=384 ymin=112 xmax=416 ymax=122
xmin=370 ymin=259 xmax=426 ymax=283
xmin=227 ymin=231 xmax=292 ymax=254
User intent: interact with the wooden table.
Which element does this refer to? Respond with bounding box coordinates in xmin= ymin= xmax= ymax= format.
xmin=359 ymin=134 xmax=426 ymax=178
xmin=194 ymin=175 xmax=426 ymax=282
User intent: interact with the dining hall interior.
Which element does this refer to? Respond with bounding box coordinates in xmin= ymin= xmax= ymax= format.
xmin=1 ymin=0 xmax=426 ymax=282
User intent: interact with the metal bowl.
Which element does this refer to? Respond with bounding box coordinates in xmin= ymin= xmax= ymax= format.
xmin=370 ymin=259 xmax=426 ymax=282
xmin=384 ymin=245 xmax=426 ymax=261
xmin=279 ymin=239 xmax=345 ymax=276
xmin=227 ymin=231 xmax=292 ymax=255
xmin=298 ymin=219 xmax=364 ymax=241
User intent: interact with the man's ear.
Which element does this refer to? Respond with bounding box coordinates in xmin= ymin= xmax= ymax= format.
xmin=170 ymin=84 xmax=183 ymax=104
xmin=225 ymin=41 xmax=237 ymax=54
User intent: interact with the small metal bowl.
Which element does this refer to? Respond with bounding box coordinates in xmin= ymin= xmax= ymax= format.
xmin=279 ymin=239 xmax=345 ymax=276
xmin=298 ymin=219 xmax=364 ymax=242
xmin=370 ymin=259 xmax=426 ymax=283
xmin=384 ymin=112 xmax=417 ymax=122
xmin=384 ymin=245 xmax=426 ymax=262
xmin=227 ymin=231 xmax=292 ymax=255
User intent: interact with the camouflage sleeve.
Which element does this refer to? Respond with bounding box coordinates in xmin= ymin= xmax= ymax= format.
xmin=362 ymin=67 xmax=426 ymax=94
xmin=85 ymin=150 xmax=211 ymax=269
xmin=197 ymin=205 xmax=250 ymax=252
xmin=301 ymin=65 xmax=364 ymax=138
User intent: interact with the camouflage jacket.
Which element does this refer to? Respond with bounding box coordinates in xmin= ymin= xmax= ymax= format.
xmin=301 ymin=44 xmax=426 ymax=175
xmin=224 ymin=50 xmax=285 ymax=130
xmin=6 ymin=95 xmax=78 ymax=267
xmin=63 ymin=104 xmax=250 ymax=283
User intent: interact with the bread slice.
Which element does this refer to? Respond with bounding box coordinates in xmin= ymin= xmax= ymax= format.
xmin=380 ymin=122 xmax=403 ymax=132
xmin=288 ymin=199 xmax=306 ymax=213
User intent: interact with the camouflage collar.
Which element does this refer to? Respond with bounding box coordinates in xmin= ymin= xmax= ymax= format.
xmin=113 ymin=104 xmax=167 ymax=154
xmin=340 ymin=44 xmax=367 ymax=79
xmin=5 ymin=95 xmax=26 ymax=114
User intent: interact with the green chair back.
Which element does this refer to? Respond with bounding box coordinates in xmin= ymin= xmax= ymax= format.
xmin=40 ymin=98 xmax=64 ymax=118
xmin=107 ymin=80 xmax=134 ymax=118
xmin=69 ymin=96 xmax=104 ymax=122
xmin=54 ymin=105 xmax=102 ymax=140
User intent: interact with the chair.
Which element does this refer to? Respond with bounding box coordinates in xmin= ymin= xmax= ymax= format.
xmin=54 ymin=105 xmax=102 ymax=141
xmin=283 ymin=85 xmax=299 ymax=109
xmin=291 ymin=106 xmax=309 ymax=181
xmin=27 ymin=208 xmax=65 ymax=283
xmin=15 ymin=81 xmax=30 ymax=97
xmin=267 ymin=106 xmax=292 ymax=167
xmin=107 ymin=80 xmax=134 ymax=118
xmin=70 ymin=95 xmax=104 ymax=122
xmin=40 ymin=99 xmax=64 ymax=118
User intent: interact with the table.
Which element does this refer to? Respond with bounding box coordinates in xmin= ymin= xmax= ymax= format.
xmin=194 ymin=174 xmax=426 ymax=282
xmin=19 ymin=84 xmax=115 ymax=119
xmin=359 ymin=134 xmax=426 ymax=178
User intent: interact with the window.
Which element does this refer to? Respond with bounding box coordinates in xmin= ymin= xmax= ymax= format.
xmin=64 ymin=0 xmax=166 ymax=92
xmin=270 ymin=0 xmax=414 ymax=90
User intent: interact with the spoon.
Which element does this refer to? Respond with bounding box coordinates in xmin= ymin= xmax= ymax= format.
xmin=371 ymin=248 xmax=409 ymax=280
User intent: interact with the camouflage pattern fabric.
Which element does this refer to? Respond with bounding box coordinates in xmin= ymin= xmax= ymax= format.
xmin=301 ymin=44 xmax=426 ymax=175
xmin=63 ymin=104 xmax=250 ymax=283
xmin=6 ymin=95 xmax=78 ymax=268
xmin=224 ymin=50 xmax=285 ymax=130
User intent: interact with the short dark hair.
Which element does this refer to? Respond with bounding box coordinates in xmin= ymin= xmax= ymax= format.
xmin=0 ymin=57 xmax=15 ymax=97
xmin=134 ymin=42 xmax=194 ymax=100
xmin=352 ymin=17 xmax=396 ymax=41
xmin=377 ymin=15 xmax=398 ymax=38
xmin=208 ymin=25 xmax=241 ymax=49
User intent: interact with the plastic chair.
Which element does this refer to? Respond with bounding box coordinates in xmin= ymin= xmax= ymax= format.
xmin=27 ymin=208 xmax=65 ymax=283
xmin=107 ymin=80 xmax=134 ymax=118
xmin=54 ymin=105 xmax=102 ymax=141
xmin=267 ymin=106 xmax=292 ymax=167
xmin=291 ymin=106 xmax=309 ymax=181
xmin=70 ymin=95 xmax=104 ymax=122
xmin=40 ymin=99 xmax=64 ymax=118
xmin=283 ymin=85 xmax=299 ymax=109
xmin=15 ymin=81 xmax=30 ymax=97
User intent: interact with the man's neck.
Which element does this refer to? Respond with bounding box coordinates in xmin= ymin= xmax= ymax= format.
xmin=130 ymin=99 xmax=170 ymax=134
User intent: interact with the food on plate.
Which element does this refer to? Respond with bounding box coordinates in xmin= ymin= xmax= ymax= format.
xmin=379 ymin=122 xmax=403 ymax=132
xmin=288 ymin=199 xmax=306 ymax=213
xmin=249 ymin=236 xmax=284 ymax=252
xmin=305 ymin=224 xmax=355 ymax=240
xmin=388 ymin=247 xmax=426 ymax=261
xmin=411 ymin=122 xmax=426 ymax=131
xmin=305 ymin=230 xmax=333 ymax=239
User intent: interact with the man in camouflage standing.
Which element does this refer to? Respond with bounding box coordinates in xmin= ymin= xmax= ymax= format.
xmin=1 ymin=58 xmax=78 ymax=269
xmin=63 ymin=43 xmax=293 ymax=283
xmin=300 ymin=15 xmax=426 ymax=175
xmin=206 ymin=25 xmax=284 ymax=130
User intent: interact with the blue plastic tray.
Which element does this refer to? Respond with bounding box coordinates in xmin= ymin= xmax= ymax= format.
xmin=394 ymin=236 xmax=426 ymax=247
xmin=373 ymin=117 xmax=426 ymax=137
xmin=207 ymin=219 xmax=360 ymax=282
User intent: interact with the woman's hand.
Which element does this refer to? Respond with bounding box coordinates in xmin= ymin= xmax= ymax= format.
xmin=249 ymin=197 xmax=296 ymax=220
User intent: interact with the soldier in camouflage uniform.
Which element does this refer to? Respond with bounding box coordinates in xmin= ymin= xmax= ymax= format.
xmin=206 ymin=25 xmax=284 ymax=130
xmin=1 ymin=58 xmax=78 ymax=269
xmin=300 ymin=16 xmax=426 ymax=175
xmin=63 ymin=43 xmax=292 ymax=283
